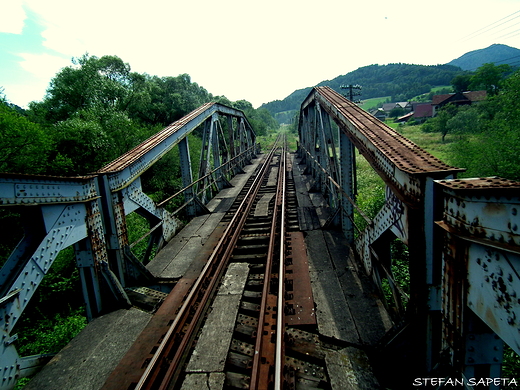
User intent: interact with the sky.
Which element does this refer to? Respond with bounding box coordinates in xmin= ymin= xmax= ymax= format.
xmin=2 ymin=0 xmax=520 ymax=108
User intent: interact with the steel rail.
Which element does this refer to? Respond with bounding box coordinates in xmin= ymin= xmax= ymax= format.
xmin=274 ymin=136 xmax=287 ymax=390
xmin=134 ymin=141 xmax=280 ymax=390
xmin=249 ymin=135 xmax=287 ymax=390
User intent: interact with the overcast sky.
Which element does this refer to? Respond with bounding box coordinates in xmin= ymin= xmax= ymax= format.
xmin=2 ymin=0 xmax=520 ymax=108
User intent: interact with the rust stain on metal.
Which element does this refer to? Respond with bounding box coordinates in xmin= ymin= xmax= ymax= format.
xmin=98 ymin=103 xmax=216 ymax=174
xmin=437 ymin=177 xmax=520 ymax=191
xmin=285 ymin=232 xmax=316 ymax=326
xmin=312 ymin=86 xmax=464 ymax=176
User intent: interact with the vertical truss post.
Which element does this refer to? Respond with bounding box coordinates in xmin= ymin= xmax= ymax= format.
xmin=424 ymin=177 xmax=445 ymax=371
xmin=304 ymin=104 xmax=316 ymax=177
xmin=238 ymin=118 xmax=250 ymax=166
xmin=227 ymin=115 xmax=235 ymax=160
xmin=339 ymin=131 xmax=355 ymax=243
xmin=211 ymin=117 xmax=227 ymax=192
xmin=316 ymin=103 xmax=340 ymax=210
xmin=227 ymin=116 xmax=241 ymax=175
xmin=75 ymin=239 xmax=103 ymax=321
xmin=178 ymin=137 xmax=196 ymax=217
xmin=297 ymin=110 xmax=306 ymax=161
xmin=315 ymin=103 xmax=327 ymax=196
xmin=74 ymin=184 xmax=131 ymax=320
xmin=98 ymin=175 xmax=127 ymax=286
xmin=197 ymin=116 xmax=215 ymax=204
xmin=301 ymin=108 xmax=312 ymax=170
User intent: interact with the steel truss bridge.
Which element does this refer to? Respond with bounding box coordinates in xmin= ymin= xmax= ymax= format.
xmin=0 ymin=87 xmax=519 ymax=389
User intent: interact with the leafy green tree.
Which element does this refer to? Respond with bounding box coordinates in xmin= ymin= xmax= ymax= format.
xmin=51 ymin=114 xmax=111 ymax=174
xmin=389 ymin=107 xmax=405 ymax=119
xmin=446 ymin=105 xmax=480 ymax=137
xmin=451 ymin=73 xmax=473 ymax=93
xmin=449 ymin=70 xmax=520 ymax=180
xmin=469 ymin=63 xmax=511 ymax=96
xmin=0 ymin=102 xmax=51 ymax=174
xmin=422 ymin=103 xmax=458 ymax=142
xmin=30 ymin=54 xmax=133 ymax=123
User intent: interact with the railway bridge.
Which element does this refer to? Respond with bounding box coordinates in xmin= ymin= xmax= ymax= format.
xmin=0 ymin=87 xmax=519 ymax=389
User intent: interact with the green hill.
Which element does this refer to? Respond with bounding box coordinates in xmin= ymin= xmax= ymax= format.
xmin=261 ymin=63 xmax=462 ymax=122
xmin=447 ymin=43 xmax=520 ymax=71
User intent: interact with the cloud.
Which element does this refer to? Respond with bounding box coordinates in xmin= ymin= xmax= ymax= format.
xmin=0 ymin=0 xmax=26 ymax=34
xmin=18 ymin=52 xmax=70 ymax=80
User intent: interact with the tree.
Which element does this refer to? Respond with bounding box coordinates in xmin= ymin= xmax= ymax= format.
xmin=451 ymin=73 xmax=473 ymax=93
xmin=29 ymin=54 xmax=133 ymax=123
xmin=0 ymin=102 xmax=52 ymax=174
xmin=469 ymin=63 xmax=511 ymax=96
xmin=421 ymin=103 xmax=458 ymax=142
xmin=389 ymin=107 xmax=406 ymax=119
xmin=446 ymin=105 xmax=480 ymax=137
xmin=449 ymin=69 xmax=520 ymax=180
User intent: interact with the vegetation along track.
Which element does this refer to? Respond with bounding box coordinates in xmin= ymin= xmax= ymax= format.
xmin=129 ymin=134 xmax=332 ymax=390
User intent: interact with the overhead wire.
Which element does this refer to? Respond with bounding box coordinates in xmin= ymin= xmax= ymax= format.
xmin=457 ymin=10 xmax=520 ymax=42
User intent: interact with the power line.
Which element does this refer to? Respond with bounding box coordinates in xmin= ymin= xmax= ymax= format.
xmin=498 ymin=27 xmax=520 ymax=40
xmin=492 ymin=20 xmax=520 ymax=37
xmin=494 ymin=54 xmax=520 ymax=64
xmin=457 ymin=10 xmax=520 ymax=42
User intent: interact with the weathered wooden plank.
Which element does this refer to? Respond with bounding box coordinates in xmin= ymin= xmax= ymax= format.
xmin=180 ymin=372 xmax=225 ymax=390
xmin=305 ymin=230 xmax=359 ymax=344
xmin=325 ymin=346 xmax=381 ymax=390
xmin=185 ymin=263 xmax=249 ymax=373
xmin=322 ymin=230 xmax=393 ymax=346
xmin=286 ymin=232 xmax=316 ymax=326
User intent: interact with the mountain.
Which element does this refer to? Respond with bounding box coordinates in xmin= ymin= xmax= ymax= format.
xmin=447 ymin=43 xmax=520 ymax=71
xmin=261 ymin=63 xmax=461 ymax=122
xmin=262 ymin=44 xmax=520 ymax=123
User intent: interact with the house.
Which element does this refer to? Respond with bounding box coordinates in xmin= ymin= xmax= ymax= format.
xmin=396 ymin=102 xmax=413 ymax=111
xmin=412 ymin=103 xmax=434 ymax=122
xmin=371 ymin=108 xmax=387 ymax=121
xmin=382 ymin=103 xmax=399 ymax=112
xmin=382 ymin=102 xmax=413 ymax=113
xmin=396 ymin=111 xmax=414 ymax=123
xmin=432 ymin=91 xmax=487 ymax=115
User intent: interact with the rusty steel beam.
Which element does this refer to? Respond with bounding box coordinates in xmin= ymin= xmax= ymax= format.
xmin=0 ymin=101 xmax=258 ymax=389
xmin=435 ymin=177 xmax=520 ymax=362
xmin=297 ymin=86 xmax=520 ymax=381
xmin=98 ymin=103 xmax=255 ymax=192
xmin=303 ymin=86 xmax=464 ymax=204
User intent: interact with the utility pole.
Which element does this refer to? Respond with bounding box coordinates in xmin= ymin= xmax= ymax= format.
xmin=340 ymin=84 xmax=362 ymax=103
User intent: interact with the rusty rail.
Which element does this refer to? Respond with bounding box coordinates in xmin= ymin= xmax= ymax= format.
xmin=134 ymin=139 xmax=280 ymax=390
xmin=249 ymin=136 xmax=287 ymax=390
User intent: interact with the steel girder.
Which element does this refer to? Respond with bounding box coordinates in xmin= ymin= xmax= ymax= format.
xmin=297 ymin=87 xmax=520 ymax=381
xmin=0 ymin=102 xmax=256 ymax=388
xmin=435 ymin=178 xmax=520 ymax=383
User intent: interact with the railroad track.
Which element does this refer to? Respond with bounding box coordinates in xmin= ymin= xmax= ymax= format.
xmin=122 ymin=134 xmax=332 ymax=390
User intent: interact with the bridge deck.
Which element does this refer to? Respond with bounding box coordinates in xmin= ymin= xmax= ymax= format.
xmin=25 ymin=154 xmax=392 ymax=390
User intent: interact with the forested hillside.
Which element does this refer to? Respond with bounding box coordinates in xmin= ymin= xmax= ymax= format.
xmin=261 ymin=63 xmax=462 ymax=121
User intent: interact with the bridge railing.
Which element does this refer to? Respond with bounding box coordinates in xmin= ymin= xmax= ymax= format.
xmin=0 ymin=102 xmax=256 ymax=388
xmin=298 ymin=86 xmax=520 ymax=384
